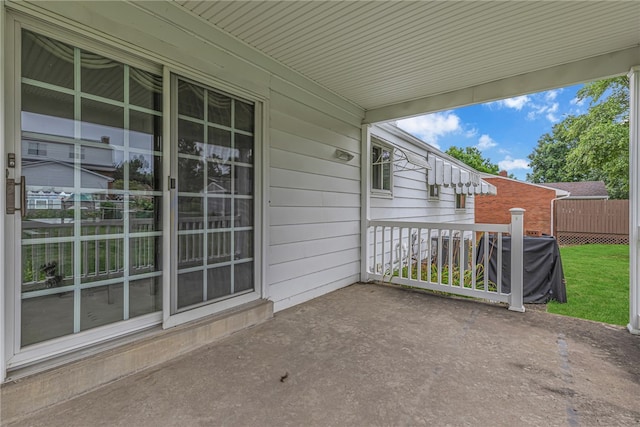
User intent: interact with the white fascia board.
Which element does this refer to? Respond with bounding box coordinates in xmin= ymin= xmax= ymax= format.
xmin=365 ymin=46 xmax=640 ymax=124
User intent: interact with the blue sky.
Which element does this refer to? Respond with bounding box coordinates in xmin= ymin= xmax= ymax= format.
xmin=396 ymin=84 xmax=589 ymax=181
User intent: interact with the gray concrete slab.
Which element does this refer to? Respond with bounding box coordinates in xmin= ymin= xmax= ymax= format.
xmin=6 ymin=283 xmax=640 ymax=426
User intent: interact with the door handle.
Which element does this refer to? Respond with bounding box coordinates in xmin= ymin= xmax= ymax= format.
xmin=6 ymin=176 xmax=26 ymax=218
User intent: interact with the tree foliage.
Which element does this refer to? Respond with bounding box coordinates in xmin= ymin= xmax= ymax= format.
xmin=445 ymin=146 xmax=500 ymax=175
xmin=527 ymin=76 xmax=629 ymax=199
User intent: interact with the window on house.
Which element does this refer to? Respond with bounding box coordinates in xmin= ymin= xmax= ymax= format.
xmin=27 ymin=142 xmax=46 ymax=156
xmin=68 ymin=146 xmax=86 ymax=159
xmin=372 ymin=140 xmax=392 ymax=194
xmin=428 ymin=184 xmax=439 ymax=199
xmin=456 ymin=193 xmax=466 ymax=209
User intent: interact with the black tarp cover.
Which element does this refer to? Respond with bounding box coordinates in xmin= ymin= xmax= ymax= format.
xmin=476 ymin=235 xmax=566 ymax=303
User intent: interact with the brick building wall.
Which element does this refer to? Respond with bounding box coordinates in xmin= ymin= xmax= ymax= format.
xmin=475 ymin=176 xmax=559 ymax=235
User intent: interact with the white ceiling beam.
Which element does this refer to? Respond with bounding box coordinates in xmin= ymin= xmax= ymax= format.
xmin=364 ymin=46 xmax=640 ymax=124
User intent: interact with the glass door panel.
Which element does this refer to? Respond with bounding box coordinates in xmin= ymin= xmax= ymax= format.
xmin=175 ymin=78 xmax=255 ymax=312
xmin=19 ymin=30 xmax=163 ymax=347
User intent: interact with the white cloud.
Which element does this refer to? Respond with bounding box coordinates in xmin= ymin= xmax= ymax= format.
xmin=476 ymin=134 xmax=497 ymax=151
xmin=544 ymin=89 xmax=562 ymax=102
xmin=527 ymin=102 xmax=560 ymax=123
xmin=498 ymin=156 xmax=530 ymax=171
xmin=570 ymin=97 xmax=586 ymax=107
xmin=396 ymin=112 xmax=461 ymax=148
xmin=489 ymin=95 xmax=531 ymax=111
xmin=465 ymin=128 xmax=478 ymax=138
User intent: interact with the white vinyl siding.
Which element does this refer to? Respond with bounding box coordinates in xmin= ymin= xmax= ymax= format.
xmin=268 ymin=91 xmax=361 ymax=311
xmin=369 ymin=126 xmax=475 ymax=224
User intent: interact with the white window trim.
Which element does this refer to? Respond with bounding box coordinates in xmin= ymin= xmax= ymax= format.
xmin=428 ymin=184 xmax=440 ymax=200
xmin=371 ymin=138 xmax=393 ymax=198
xmin=455 ymin=193 xmax=467 ymax=210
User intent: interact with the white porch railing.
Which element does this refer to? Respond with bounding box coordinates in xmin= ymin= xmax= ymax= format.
xmin=364 ymin=208 xmax=525 ymax=312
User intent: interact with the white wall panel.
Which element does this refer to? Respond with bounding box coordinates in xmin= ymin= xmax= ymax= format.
xmin=369 ymin=126 xmax=476 ymax=224
xmin=270 ymin=221 xmax=360 ymax=246
xmin=268 ymin=263 xmax=360 ymax=303
xmin=270 ymin=188 xmax=360 ymax=208
xmin=270 ymin=168 xmax=360 ymax=194
xmin=267 ymin=89 xmax=361 ymax=310
xmin=269 ymin=235 xmax=361 ymax=266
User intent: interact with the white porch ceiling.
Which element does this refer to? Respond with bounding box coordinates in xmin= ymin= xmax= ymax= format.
xmin=173 ymin=1 xmax=640 ymax=121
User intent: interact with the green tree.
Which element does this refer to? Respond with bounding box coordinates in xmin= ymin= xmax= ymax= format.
xmin=527 ymin=76 xmax=629 ymax=198
xmin=445 ymin=146 xmax=500 ymax=175
xmin=526 ymin=116 xmax=600 ymax=183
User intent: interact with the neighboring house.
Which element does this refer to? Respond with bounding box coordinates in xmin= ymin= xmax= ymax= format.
xmin=541 ymin=181 xmax=609 ymax=199
xmin=475 ymin=172 xmax=569 ymax=236
xmin=0 ymin=2 xmax=639 ymax=420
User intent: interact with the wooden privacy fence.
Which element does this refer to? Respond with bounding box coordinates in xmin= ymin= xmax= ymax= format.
xmin=554 ymin=199 xmax=629 ymax=245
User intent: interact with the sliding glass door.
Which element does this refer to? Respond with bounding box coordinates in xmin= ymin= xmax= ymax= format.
xmin=18 ymin=29 xmax=163 ymax=347
xmin=8 ymin=27 xmax=259 ymax=360
xmin=173 ymin=77 xmax=255 ymax=313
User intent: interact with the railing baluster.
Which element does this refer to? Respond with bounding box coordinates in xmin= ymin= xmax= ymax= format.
xmin=448 ymin=230 xmax=453 ymax=287
xmin=483 ymin=232 xmax=489 ymax=292
xmin=426 ymin=228 xmax=431 ymax=284
xmin=381 ymin=226 xmax=386 ymax=277
xmin=471 ymin=231 xmax=477 ymax=290
xmin=373 ymin=225 xmax=378 ymax=274
xmin=437 ymin=230 xmax=442 ymax=285
xmin=105 ymin=239 xmax=111 ymax=276
xmin=416 ymin=227 xmax=422 ymax=282
xmin=459 ymin=232 xmax=465 ymax=288
xmin=397 ymin=227 xmax=403 ymax=277
xmin=407 ymin=227 xmax=411 ymax=276
xmin=497 ymin=232 xmax=503 ymax=294
xmin=389 ymin=227 xmax=395 ymax=277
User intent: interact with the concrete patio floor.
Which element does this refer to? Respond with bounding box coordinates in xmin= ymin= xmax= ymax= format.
xmin=6 ymin=283 xmax=640 ymax=426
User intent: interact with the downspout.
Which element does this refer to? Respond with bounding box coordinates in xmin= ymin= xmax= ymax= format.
xmin=550 ymin=194 xmax=570 ymax=236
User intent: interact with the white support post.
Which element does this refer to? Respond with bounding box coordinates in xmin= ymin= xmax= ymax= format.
xmin=628 ymin=66 xmax=640 ymax=334
xmin=360 ymin=124 xmax=371 ymax=283
xmin=508 ymin=208 xmax=525 ymax=312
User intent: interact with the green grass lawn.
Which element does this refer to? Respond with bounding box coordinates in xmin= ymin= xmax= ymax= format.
xmin=547 ymin=244 xmax=629 ymax=326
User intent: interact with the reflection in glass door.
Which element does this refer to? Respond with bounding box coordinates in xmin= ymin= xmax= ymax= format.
xmin=19 ymin=30 xmax=163 ymax=347
xmin=174 ymin=78 xmax=255 ymax=312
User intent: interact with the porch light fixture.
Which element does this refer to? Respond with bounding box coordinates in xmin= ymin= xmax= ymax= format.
xmin=334 ymin=148 xmax=354 ymax=161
